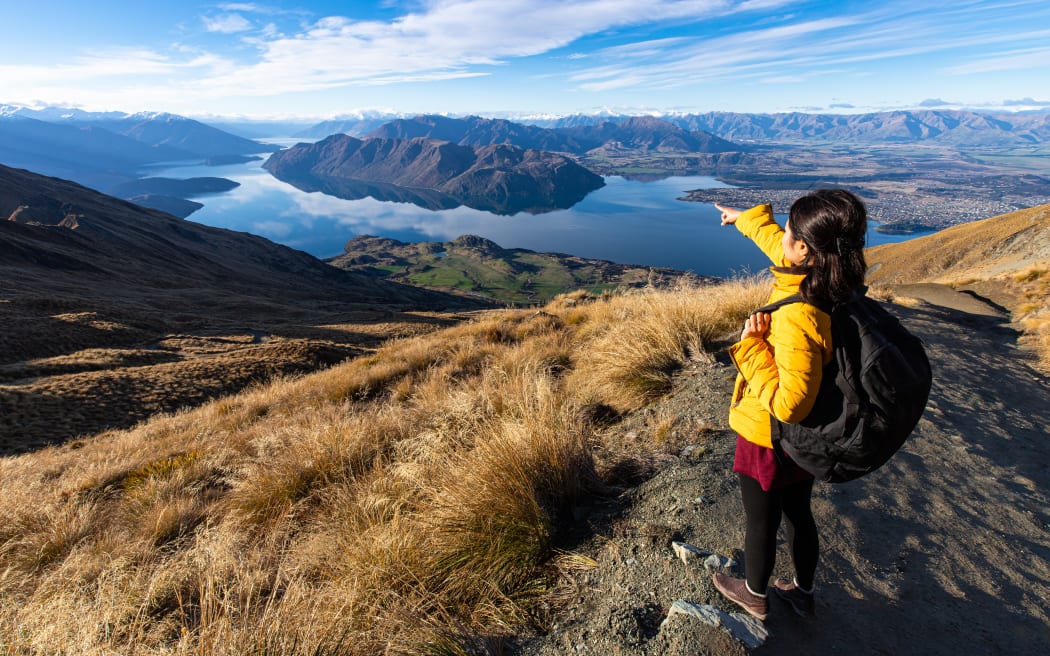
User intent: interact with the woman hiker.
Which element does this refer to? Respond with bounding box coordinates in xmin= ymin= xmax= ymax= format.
xmin=711 ymin=189 xmax=868 ymax=621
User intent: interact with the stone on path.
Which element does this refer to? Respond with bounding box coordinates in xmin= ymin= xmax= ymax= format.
xmin=662 ymin=599 xmax=769 ymax=649
xmin=671 ymin=540 xmax=711 ymax=564
xmin=671 ymin=541 xmax=737 ymax=570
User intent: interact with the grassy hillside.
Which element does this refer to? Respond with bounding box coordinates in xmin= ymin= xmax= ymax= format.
xmin=0 ymin=164 xmax=485 ymax=453
xmin=866 ymin=203 xmax=1050 ymax=369
xmin=330 ymin=235 xmax=710 ymax=306
xmin=4 ymin=193 xmax=1048 ymax=654
xmin=0 ymin=278 xmax=766 ymax=655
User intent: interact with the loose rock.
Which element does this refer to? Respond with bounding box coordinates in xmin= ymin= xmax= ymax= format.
xmin=662 ymin=599 xmax=769 ymax=649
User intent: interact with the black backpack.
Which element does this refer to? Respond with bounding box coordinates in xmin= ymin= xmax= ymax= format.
xmin=755 ymin=288 xmax=932 ymax=483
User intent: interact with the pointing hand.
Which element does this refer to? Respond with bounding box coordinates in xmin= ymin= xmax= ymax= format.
xmin=714 ymin=203 xmax=742 ymax=226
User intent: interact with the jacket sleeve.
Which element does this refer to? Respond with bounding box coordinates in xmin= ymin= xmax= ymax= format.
xmin=734 ymin=204 xmax=790 ymax=267
xmin=729 ymin=306 xmax=826 ymax=424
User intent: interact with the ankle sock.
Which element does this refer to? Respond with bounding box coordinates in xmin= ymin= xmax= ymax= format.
xmin=745 ymin=581 xmax=768 ymax=598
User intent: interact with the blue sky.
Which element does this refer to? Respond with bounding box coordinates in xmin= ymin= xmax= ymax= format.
xmin=1 ymin=0 xmax=1048 ymax=119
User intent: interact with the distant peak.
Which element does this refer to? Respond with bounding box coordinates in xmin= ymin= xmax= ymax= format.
xmin=127 ymin=111 xmax=183 ymax=122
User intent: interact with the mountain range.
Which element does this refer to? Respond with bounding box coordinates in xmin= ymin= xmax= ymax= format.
xmin=0 ymin=108 xmax=278 ymax=193
xmin=535 ymin=110 xmax=1050 ymax=147
xmin=0 ymin=106 xmax=278 ymax=157
xmin=293 ymin=109 xmax=1050 ymax=148
xmin=263 ymin=134 xmax=606 ymax=214
xmin=3 ymin=104 xmax=1049 ymax=232
xmin=365 ymin=114 xmax=739 ymax=156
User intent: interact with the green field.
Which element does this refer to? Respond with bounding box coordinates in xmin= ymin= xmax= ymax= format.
xmin=332 ymin=236 xmax=697 ymax=306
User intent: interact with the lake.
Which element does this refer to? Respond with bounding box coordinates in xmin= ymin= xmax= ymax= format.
xmin=154 ymin=151 xmax=919 ymax=278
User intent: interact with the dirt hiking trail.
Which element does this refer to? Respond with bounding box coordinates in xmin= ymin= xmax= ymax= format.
xmin=513 ymin=293 xmax=1050 ymax=655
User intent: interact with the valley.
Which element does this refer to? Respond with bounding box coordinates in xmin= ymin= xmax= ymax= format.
xmin=3 ymin=107 xmax=1049 ymax=234
xmin=301 ymin=112 xmax=1050 ymax=231
xmin=0 ymin=164 xmax=488 ymax=454
xmin=3 ymin=105 xmax=1050 ymax=452
xmin=585 ymin=143 xmax=1050 ymax=230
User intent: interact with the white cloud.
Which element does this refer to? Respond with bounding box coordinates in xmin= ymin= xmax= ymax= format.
xmin=738 ymin=0 xmax=795 ymax=9
xmin=944 ymin=46 xmax=1050 ymax=74
xmin=564 ymin=3 xmax=1050 ymax=95
xmin=570 ymin=16 xmax=860 ymax=91
xmin=0 ymin=48 xmax=203 ymax=85
xmin=186 ymin=1 xmax=761 ymax=95
xmin=3 ymin=0 xmax=1048 ymax=115
xmin=203 ymin=13 xmax=253 ymax=33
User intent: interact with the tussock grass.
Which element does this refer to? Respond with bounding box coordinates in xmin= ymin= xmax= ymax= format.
xmin=1011 ymin=267 xmax=1050 ymax=371
xmin=0 ymin=278 xmax=765 ymax=654
xmin=571 ymin=278 xmax=767 ymax=411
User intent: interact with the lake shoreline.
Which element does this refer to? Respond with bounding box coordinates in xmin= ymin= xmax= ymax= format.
xmin=154 ymin=155 xmax=922 ymax=278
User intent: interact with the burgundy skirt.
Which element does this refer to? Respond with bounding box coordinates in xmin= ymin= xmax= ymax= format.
xmin=733 ymin=434 xmax=813 ymax=491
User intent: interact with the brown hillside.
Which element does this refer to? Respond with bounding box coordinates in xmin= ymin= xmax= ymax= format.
xmin=866 ymin=203 xmax=1050 ymax=371
xmin=0 ymin=163 xmax=461 ymax=307
xmin=1 ymin=164 xmax=487 ymax=453
xmin=865 ymin=203 xmax=1050 ymax=283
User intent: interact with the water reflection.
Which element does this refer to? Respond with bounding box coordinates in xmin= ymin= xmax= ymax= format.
xmin=157 ymin=156 xmax=919 ymax=278
xmin=276 ymin=175 xmax=461 ymax=212
xmin=268 ymin=165 xmax=601 ymax=215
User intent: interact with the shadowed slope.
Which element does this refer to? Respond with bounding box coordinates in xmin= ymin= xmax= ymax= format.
xmin=1 ymin=164 xmax=487 ymax=452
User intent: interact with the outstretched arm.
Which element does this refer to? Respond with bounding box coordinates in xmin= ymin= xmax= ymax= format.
xmin=714 ymin=203 xmax=788 ymax=267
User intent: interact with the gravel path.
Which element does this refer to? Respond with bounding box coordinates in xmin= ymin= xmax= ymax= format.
xmin=513 ymin=295 xmax=1050 ymax=655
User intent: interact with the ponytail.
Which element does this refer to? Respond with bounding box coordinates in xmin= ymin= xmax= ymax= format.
xmin=787 ymin=190 xmax=868 ymax=304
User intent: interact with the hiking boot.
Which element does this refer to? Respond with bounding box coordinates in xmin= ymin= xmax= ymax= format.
xmin=712 ymin=573 xmax=768 ymax=621
xmin=773 ymin=578 xmax=816 ymax=617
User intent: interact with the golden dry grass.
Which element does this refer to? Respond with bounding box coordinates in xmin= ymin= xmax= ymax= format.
xmin=1011 ymin=266 xmax=1050 ymax=371
xmin=0 ymin=278 xmax=765 ymax=655
xmin=0 ymin=305 xmax=461 ymax=454
xmin=866 ymin=204 xmax=1050 ymax=371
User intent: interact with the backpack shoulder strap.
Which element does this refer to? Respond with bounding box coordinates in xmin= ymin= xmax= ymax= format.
xmin=754 ymin=291 xmax=845 ymax=317
xmin=752 ymin=293 xmax=804 ymax=316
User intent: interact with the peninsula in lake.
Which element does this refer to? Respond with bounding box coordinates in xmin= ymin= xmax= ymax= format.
xmin=263 ymin=135 xmax=605 ymax=215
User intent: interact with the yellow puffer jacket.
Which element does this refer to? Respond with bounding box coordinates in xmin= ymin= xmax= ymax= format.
xmin=728 ymin=204 xmax=833 ymax=448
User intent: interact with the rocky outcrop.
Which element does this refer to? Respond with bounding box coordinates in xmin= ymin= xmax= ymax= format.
xmin=264 ymin=135 xmax=605 ymax=214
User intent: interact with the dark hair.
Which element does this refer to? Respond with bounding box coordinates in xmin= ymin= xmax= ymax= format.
xmin=784 ymin=189 xmax=868 ymax=304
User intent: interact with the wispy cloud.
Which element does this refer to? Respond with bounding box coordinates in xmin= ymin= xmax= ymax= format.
xmin=565 ymin=1 xmax=1050 ymax=94
xmin=1 ymin=0 xmax=1047 ymax=114
xmin=1003 ymin=96 xmax=1050 ymax=106
xmin=0 ymin=48 xmax=218 ymax=85
xmin=944 ymin=45 xmax=1050 ymax=74
xmin=571 ymin=17 xmax=858 ymax=91
xmin=203 ymin=13 xmax=253 ymax=33
xmin=189 ymin=1 xmax=762 ymax=94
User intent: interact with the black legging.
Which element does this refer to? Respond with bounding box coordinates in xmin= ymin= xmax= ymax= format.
xmin=739 ymin=473 xmax=819 ymax=593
